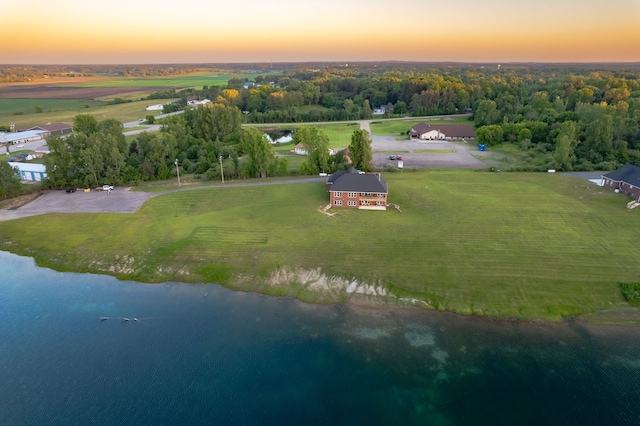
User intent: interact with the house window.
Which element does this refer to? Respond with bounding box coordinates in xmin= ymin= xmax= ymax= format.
xmin=334 ymin=191 xmax=342 ymax=197
xmin=348 ymin=201 xmax=357 ymax=206
xmin=377 ymin=201 xmax=385 ymax=205
xmin=333 ymin=200 xmax=342 ymax=206
xmin=348 ymin=192 xmax=357 ymax=198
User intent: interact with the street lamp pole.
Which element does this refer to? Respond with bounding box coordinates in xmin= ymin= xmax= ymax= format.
xmin=219 ymin=155 xmax=224 ymax=184
xmin=175 ymin=158 xmax=181 ymax=186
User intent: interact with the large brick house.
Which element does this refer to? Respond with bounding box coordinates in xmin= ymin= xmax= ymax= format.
xmin=601 ymin=164 xmax=640 ymax=201
xmin=326 ymin=167 xmax=388 ymax=210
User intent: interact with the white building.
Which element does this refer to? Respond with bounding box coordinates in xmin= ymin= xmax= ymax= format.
xmin=8 ymin=162 xmax=47 ymax=182
xmin=145 ymin=104 xmax=164 ymax=111
xmin=0 ymin=130 xmax=47 ymax=145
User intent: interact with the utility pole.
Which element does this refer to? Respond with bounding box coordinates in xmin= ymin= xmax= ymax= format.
xmin=175 ymin=158 xmax=181 ymax=186
xmin=219 ymin=155 xmax=224 ymax=184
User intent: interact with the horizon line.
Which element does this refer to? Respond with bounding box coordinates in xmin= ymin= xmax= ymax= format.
xmin=2 ymin=60 xmax=640 ymax=67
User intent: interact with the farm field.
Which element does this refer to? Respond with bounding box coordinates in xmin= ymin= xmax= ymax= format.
xmin=60 ymin=73 xmax=267 ymax=88
xmin=0 ymin=71 xmax=265 ymax=127
xmin=0 ymin=98 xmax=175 ymax=128
xmin=1 ymin=170 xmax=638 ymax=322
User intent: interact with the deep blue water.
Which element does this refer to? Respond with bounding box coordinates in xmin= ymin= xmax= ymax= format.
xmin=1 ymin=250 xmax=640 ymax=425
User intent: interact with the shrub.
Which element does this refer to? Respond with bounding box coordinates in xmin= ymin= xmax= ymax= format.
xmin=618 ymin=282 xmax=640 ymax=305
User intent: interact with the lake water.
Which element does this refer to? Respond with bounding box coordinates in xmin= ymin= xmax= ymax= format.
xmin=1 ymin=250 xmax=639 ymax=425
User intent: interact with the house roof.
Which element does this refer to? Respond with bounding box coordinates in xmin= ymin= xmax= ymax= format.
xmin=328 ymin=167 xmax=388 ymax=193
xmin=0 ymin=130 xmax=47 ymax=143
xmin=8 ymin=162 xmax=46 ymax=173
xmin=28 ymin=123 xmax=72 ymax=133
xmin=410 ymin=122 xmax=476 ymax=138
xmin=602 ymin=164 xmax=640 ymax=188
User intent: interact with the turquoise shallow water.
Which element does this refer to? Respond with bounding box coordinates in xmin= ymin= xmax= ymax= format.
xmin=1 ymin=250 xmax=639 ymax=425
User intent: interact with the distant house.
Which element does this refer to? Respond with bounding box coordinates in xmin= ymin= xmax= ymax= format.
xmin=409 ymin=122 xmax=476 ymax=140
xmin=146 ymin=104 xmax=164 ymax=111
xmin=327 ymin=167 xmax=388 ymax=210
xmin=187 ymin=99 xmax=211 ymax=107
xmin=294 ymin=143 xmax=337 ymax=156
xmin=33 ymin=145 xmax=50 ymax=158
xmin=25 ymin=123 xmax=73 ymax=137
xmin=373 ymin=105 xmax=386 ymax=115
xmin=8 ymin=162 xmax=47 ymax=182
xmin=294 ymin=143 xmax=307 ymax=155
xmin=601 ymin=164 xmax=640 ymax=201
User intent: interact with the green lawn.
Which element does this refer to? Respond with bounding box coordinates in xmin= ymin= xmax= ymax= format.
xmin=250 ymin=123 xmax=360 ymax=149
xmin=370 ymin=116 xmax=473 ymax=135
xmin=1 ymin=170 xmax=637 ymax=322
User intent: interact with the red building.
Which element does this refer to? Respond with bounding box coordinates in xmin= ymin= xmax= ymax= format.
xmin=327 ymin=167 xmax=388 ymax=210
xmin=601 ymin=164 xmax=640 ymax=201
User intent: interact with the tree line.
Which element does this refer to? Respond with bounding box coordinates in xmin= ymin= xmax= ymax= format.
xmin=158 ymin=63 xmax=640 ymax=171
xmin=43 ymin=106 xmax=372 ymax=189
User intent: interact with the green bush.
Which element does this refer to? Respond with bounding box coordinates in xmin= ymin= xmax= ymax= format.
xmin=619 ymin=282 xmax=640 ymax=305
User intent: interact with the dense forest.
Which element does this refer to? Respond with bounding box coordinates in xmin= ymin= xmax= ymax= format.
xmin=155 ymin=63 xmax=640 ymax=171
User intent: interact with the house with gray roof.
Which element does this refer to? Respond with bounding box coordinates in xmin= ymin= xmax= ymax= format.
xmin=409 ymin=122 xmax=476 ymax=140
xmin=601 ymin=164 xmax=640 ymax=201
xmin=327 ymin=167 xmax=388 ymax=210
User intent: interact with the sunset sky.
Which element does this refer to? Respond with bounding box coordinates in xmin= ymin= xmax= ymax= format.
xmin=1 ymin=0 xmax=639 ymax=64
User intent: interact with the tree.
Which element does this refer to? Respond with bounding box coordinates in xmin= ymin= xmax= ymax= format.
xmin=343 ymin=99 xmax=355 ymax=119
xmin=476 ymin=125 xmax=504 ymax=146
xmin=553 ymin=121 xmax=578 ymax=170
xmin=394 ymin=101 xmax=408 ymax=116
xmin=73 ymin=114 xmax=99 ymax=135
xmin=348 ymin=129 xmax=373 ymax=171
xmin=293 ymin=126 xmax=330 ymax=174
xmin=0 ymin=162 xmax=21 ymax=199
xmin=474 ymin=100 xmax=500 ymax=127
xmin=241 ymin=128 xmax=274 ymax=179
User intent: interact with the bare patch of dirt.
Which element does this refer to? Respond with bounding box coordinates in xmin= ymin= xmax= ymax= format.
xmin=0 ymin=85 xmax=163 ymax=100
xmin=0 ymin=192 xmax=42 ymax=210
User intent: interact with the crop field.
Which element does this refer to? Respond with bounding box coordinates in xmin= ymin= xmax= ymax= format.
xmin=1 ymin=170 xmax=638 ymax=321
xmin=61 ymin=73 xmax=269 ymax=89
xmin=0 ymin=98 xmax=174 ymax=128
xmin=0 ymin=70 xmax=269 ymax=127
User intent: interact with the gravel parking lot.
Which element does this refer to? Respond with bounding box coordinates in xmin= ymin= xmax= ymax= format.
xmin=0 ymin=188 xmax=155 ymax=222
xmin=371 ymin=135 xmax=485 ymax=169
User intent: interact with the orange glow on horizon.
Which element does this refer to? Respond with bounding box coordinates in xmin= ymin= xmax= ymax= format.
xmin=1 ymin=0 xmax=639 ymax=64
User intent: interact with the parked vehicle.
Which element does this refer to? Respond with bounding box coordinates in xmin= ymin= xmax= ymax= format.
xmin=65 ymin=188 xmax=76 ymax=193
xmin=389 ymin=155 xmax=396 ymax=160
xmin=96 ymin=185 xmax=114 ymax=191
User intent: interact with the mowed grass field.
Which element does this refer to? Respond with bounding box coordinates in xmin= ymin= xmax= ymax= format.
xmin=370 ymin=116 xmax=473 ymax=135
xmin=1 ymin=170 xmax=638 ymax=321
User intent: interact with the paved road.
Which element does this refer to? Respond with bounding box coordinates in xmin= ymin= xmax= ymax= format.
xmin=0 ymin=177 xmax=326 ymax=222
